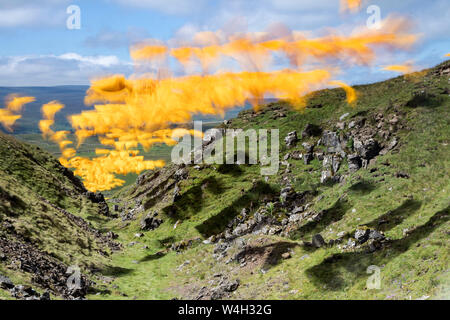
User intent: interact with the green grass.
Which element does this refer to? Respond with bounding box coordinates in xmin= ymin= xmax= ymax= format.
xmin=83 ymin=62 xmax=450 ymax=300
xmin=2 ymin=62 xmax=449 ymax=300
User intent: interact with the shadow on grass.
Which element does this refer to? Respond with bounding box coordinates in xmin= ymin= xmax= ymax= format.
xmin=158 ymin=236 xmax=176 ymax=247
xmin=0 ymin=185 xmax=27 ymax=215
xmin=364 ymin=199 xmax=422 ymax=232
xmin=304 ymin=204 xmax=448 ymax=291
xmin=195 ymin=181 xmax=276 ymax=238
xmin=140 ymin=251 xmax=167 ymax=262
xmin=99 ymin=266 xmax=134 ymax=277
xmin=349 ymin=180 xmax=377 ymax=195
xmin=291 ymin=199 xmax=351 ymax=240
xmin=162 ymin=176 xmax=225 ymax=221
xmin=217 ymin=164 xmax=244 ymax=177
xmin=406 ymin=92 xmax=444 ymax=109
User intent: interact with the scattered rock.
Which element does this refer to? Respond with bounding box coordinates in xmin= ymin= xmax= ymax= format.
xmin=345 ymin=238 xmax=356 ymax=249
xmin=320 ymin=131 xmax=344 ymax=154
xmin=0 ymin=274 xmax=14 ymax=289
xmin=105 ymin=231 xmax=118 ymax=240
xmin=354 ymin=228 xmax=370 ymax=244
xmin=303 ymin=153 xmax=314 ymax=165
xmin=284 ymin=131 xmax=298 ymax=147
xmin=173 ymin=183 xmax=181 ymax=202
xmin=388 ymin=138 xmax=398 ymax=150
xmin=174 ymin=168 xmax=189 ymax=181
xmin=211 ymin=279 xmax=240 ymax=300
xmin=395 ymin=172 xmax=410 ymax=179
xmin=281 ymin=252 xmax=291 ymax=259
xmin=337 ymin=231 xmax=346 ymax=239
xmin=312 ymin=234 xmax=326 ymax=248
xmin=140 ymin=212 xmax=163 ymax=231
xmin=290 ymin=151 xmax=303 ymax=160
xmin=369 ymin=230 xmax=385 ymax=241
xmin=320 ymin=170 xmax=332 ymax=184
xmin=336 ymin=122 xmax=345 ymax=130
xmin=302 ymin=142 xmax=314 ymax=153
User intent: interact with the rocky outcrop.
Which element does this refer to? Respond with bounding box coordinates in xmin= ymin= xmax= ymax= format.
xmin=0 ymin=236 xmax=89 ymax=299
xmin=85 ymin=191 xmax=110 ymax=216
xmin=140 ymin=212 xmax=163 ymax=231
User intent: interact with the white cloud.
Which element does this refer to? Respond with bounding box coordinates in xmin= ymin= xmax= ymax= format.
xmin=0 ymin=0 xmax=70 ymax=28
xmin=0 ymin=54 xmax=132 ymax=86
xmin=58 ymin=53 xmax=122 ymax=67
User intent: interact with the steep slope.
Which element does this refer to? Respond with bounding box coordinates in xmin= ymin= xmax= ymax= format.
xmin=96 ymin=61 xmax=449 ymax=300
xmin=0 ymin=132 xmax=120 ymax=300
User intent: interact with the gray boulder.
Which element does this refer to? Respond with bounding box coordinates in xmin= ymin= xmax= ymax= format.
xmin=284 ymin=131 xmax=298 ymax=147
xmin=321 ymin=131 xmax=340 ymax=149
xmin=320 ymin=170 xmax=332 ymax=184
xmin=354 ymin=138 xmax=381 ymax=160
xmin=0 ymin=274 xmax=14 ymax=289
xmin=140 ymin=212 xmax=163 ymax=231
xmin=302 ymin=142 xmax=314 ymax=153
xmin=355 ymin=228 xmax=370 ymax=244
xmin=369 ymin=230 xmax=385 ymax=241
xmin=303 ymin=153 xmax=314 ymax=165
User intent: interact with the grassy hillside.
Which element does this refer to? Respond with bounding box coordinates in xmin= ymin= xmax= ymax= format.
xmin=1 ymin=61 xmax=449 ymax=300
xmin=0 ymin=131 xmax=120 ymax=300
xmin=91 ymin=61 xmax=449 ymax=300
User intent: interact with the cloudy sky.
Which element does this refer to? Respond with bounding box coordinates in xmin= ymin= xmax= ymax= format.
xmin=0 ymin=0 xmax=449 ymax=86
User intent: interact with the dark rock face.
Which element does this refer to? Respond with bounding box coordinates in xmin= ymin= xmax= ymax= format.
xmin=211 ymin=279 xmax=240 ymax=300
xmin=85 ymin=192 xmax=110 ymax=216
xmin=302 ymin=124 xmax=322 ymax=138
xmin=140 ymin=212 xmax=163 ymax=231
xmin=0 ymin=274 xmax=14 ymax=289
xmin=354 ymin=229 xmax=370 ymax=244
xmin=312 ymin=234 xmax=326 ymax=248
xmin=284 ymin=131 xmax=298 ymax=148
xmin=303 ymin=153 xmax=314 ymax=165
xmin=354 ymin=138 xmax=381 ymax=160
xmin=348 ymin=154 xmax=362 ymax=172
xmin=85 ymin=191 xmax=105 ymax=203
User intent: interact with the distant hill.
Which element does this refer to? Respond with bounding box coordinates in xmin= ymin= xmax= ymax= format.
xmin=0 ymin=86 xmax=269 ymax=134
xmin=0 ymin=86 xmax=89 ymax=134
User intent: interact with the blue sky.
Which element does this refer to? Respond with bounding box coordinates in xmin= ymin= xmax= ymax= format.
xmin=0 ymin=0 xmax=449 ymax=86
